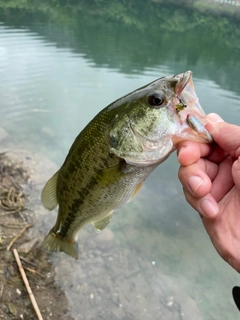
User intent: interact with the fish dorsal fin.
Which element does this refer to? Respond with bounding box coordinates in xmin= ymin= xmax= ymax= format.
xmin=91 ymin=211 xmax=113 ymax=232
xmin=41 ymin=170 xmax=59 ymax=210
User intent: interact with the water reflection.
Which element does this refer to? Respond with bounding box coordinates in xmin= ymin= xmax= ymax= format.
xmin=1 ymin=1 xmax=240 ymax=93
xmin=0 ymin=1 xmax=240 ymax=319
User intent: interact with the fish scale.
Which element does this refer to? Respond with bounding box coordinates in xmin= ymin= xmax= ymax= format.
xmin=41 ymin=71 xmax=212 ymax=259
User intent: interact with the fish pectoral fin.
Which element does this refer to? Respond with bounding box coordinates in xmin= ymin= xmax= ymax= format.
xmin=91 ymin=211 xmax=113 ymax=232
xmin=41 ymin=170 xmax=59 ymax=210
xmin=97 ymin=164 xmax=123 ymax=187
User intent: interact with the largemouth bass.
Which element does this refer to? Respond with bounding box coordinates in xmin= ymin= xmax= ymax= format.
xmin=41 ymin=71 xmax=212 ymax=259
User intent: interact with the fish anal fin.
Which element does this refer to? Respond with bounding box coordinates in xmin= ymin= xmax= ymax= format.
xmin=91 ymin=211 xmax=113 ymax=232
xmin=127 ymin=180 xmax=144 ymax=203
xmin=41 ymin=170 xmax=59 ymax=210
xmin=42 ymin=230 xmax=78 ymax=259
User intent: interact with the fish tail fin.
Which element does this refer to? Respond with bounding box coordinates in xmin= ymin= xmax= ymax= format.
xmin=42 ymin=230 xmax=78 ymax=259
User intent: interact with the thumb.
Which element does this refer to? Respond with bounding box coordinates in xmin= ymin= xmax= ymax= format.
xmin=206 ymin=113 xmax=240 ymax=158
xmin=232 ymin=157 xmax=240 ymax=192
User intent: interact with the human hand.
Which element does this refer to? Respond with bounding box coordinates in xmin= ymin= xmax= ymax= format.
xmin=177 ymin=113 xmax=240 ymax=272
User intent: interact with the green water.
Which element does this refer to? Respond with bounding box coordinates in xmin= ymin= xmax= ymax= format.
xmin=0 ymin=0 xmax=240 ymax=319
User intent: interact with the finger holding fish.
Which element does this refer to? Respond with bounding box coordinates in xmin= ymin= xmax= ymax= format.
xmin=177 ymin=140 xmax=212 ymax=166
xmin=182 ymin=187 xmax=219 ymax=219
xmin=178 ymin=158 xmax=218 ymax=196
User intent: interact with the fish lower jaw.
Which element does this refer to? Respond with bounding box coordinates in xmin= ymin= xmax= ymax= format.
xmin=172 ymin=128 xmax=212 ymax=144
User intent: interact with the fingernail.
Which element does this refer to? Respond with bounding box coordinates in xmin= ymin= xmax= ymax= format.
xmin=207 ymin=113 xmax=224 ymax=123
xmin=188 ymin=176 xmax=203 ymax=194
xmin=177 ymin=146 xmax=186 ymax=157
xmin=200 ymin=199 xmax=219 ymax=218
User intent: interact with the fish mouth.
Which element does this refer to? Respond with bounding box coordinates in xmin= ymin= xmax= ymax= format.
xmin=174 ymin=70 xmax=192 ymax=96
xmin=171 ymin=71 xmax=213 ymax=144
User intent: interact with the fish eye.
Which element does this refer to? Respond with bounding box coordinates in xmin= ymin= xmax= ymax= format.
xmin=147 ymin=93 xmax=165 ymax=109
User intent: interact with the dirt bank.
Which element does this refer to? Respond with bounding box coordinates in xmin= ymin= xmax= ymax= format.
xmin=0 ymin=152 xmax=72 ymax=320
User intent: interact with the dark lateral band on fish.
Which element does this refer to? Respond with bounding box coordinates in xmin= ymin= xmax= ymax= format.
xmin=41 ymin=70 xmax=212 ymax=259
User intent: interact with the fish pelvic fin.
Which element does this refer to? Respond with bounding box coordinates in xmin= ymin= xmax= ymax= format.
xmin=42 ymin=230 xmax=78 ymax=259
xmin=91 ymin=211 xmax=113 ymax=232
xmin=127 ymin=180 xmax=145 ymax=203
xmin=41 ymin=170 xmax=59 ymax=210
